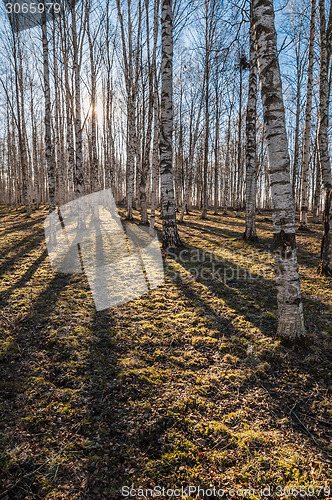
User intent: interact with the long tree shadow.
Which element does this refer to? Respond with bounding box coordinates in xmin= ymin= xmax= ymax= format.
xmin=0 ymin=209 xmax=46 ymax=237
xmin=166 ymin=242 xmax=331 ymax=344
xmin=0 ymin=231 xmax=46 ymax=279
xmin=0 ymin=249 xmax=49 ymax=309
xmin=179 ymin=220 xmax=324 ymax=272
xmin=166 ymin=246 xmax=332 ymax=461
xmin=0 ymin=270 xmax=78 ymax=498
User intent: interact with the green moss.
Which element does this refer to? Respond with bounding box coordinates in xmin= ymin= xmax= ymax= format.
xmin=0 ymin=336 xmax=18 ymax=362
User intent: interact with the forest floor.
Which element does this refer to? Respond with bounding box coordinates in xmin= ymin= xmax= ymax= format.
xmin=0 ymin=206 xmax=331 ymax=500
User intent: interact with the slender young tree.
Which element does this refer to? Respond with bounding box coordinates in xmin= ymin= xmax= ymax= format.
xmin=299 ymin=0 xmax=316 ymax=230
xmin=116 ymin=0 xmax=142 ymax=220
xmin=235 ymin=51 xmax=249 ymax=217
xmin=87 ymin=0 xmax=100 ymax=195
xmin=290 ymin=9 xmax=305 ymax=204
xmin=318 ymin=0 xmax=332 ymax=275
xmin=12 ymin=33 xmax=31 ymax=216
xmin=30 ymin=81 xmax=39 ymax=209
xmin=59 ymin=9 xmax=75 ymax=202
xmin=72 ymin=0 xmax=86 ymax=228
xmin=213 ymin=54 xmax=220 ymax=215
xmin=41 ymin=3 xmax=56 ymax=223
xmin=244 ymin=5 xmax=258 ymax=242
xmin=160 ymin=0 xmax=181 ymax=247
xmin=223 ymin=83 xmax=235 ymax=215
xmin=253 ymin=0 xmax=306 ymax=343
xmin=179 ymin=88 xmax=204 ymax=223
xmin=139 ymin=0 xmax=159 ymax=225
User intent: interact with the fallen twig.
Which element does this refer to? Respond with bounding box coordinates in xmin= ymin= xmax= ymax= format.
xmin=260 ymin=384 xmax=332 ymax=464
xmin=0 ymin=312 xmax=14 ymax=328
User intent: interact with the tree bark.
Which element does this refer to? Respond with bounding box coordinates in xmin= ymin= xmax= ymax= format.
xmin=13 ymin=34 xmax=31 ymax=216
xmin=213 ymin=60 xmax=220 ymax=215
xmin=253 ymin=0 xmax=306 ymax=343
xmin=299 ymin=0 xmax=316 ymax=229
xmin=244 ymin=7 xmax=258 ymax=242
xmin=318 ymin=0 xmax=332 ymax=275
xmin=41 ymin=1 xmax=56 ymax=243
xmin=87 ymin=3 xmax=100 ymax=195
xmin=160 ymin=0 xmax=181 ymax=248
xmin=72 ymin=1 xmax=85 ymax=228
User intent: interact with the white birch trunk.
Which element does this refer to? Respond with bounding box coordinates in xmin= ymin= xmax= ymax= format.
xmin=72 ymin=1 xmax=85 ymax=228
xmin=253 ymin=0 xmax=306 ymax=343
xmin=41 ymin=3 xmax=56 ymax=243
xmin=87 ymin=10 xmax=100 ymax=195
xmin=160 ymin=0 xmax=181 ymax=248
xmin=244 ymin=8 xmax=258 ymax=242
xmin=14 ymin=36 xmax=31 ymax=216
xmin=299 ymin=0 xmax=315 ymax=229
xmin=30 ymin=82 xmax=39 ymax=209
xmin=318 ymin=0 xmax=332 ymax=275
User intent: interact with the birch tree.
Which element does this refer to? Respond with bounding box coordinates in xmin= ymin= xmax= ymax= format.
xmin=116 ymin=0 xmax=142 ymax=220
xmin=41 ymin=2 xmax=56 ymax=229
xmin=160 ymin=0 xmax=181 ymax=247
xmin=253 ymin=0 xmax=306 ymax=343
xmin=317 ymin=0 xmax=332 ymax=275
xmin=299 ymin=0 xmax=316 ymax=230
xmin=71 ymin=0 xmax=86 ymax=227
xmin=59 ymin=9 xmax=75 ymax=202
xmin=139 ymin=0 xmax=159 ymax=224
xmin=213 ymin=55 xmax=220 ymax=215
xmin=244 ymin=5 xmax=258 ymax=242
xmin=12 ymin=33 xmax=31 ymax=216
xmin=87 ymin=0 xmax=100 ymax=195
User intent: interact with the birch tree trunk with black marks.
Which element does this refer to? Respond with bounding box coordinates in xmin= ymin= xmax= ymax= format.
xmin=41 ymin=3 xmax=56 ymax=243
xmin=313 ymin=151 xmax=321 ymax=222
xmin=253 ymin=0 xmax=306 ymax=343
xmin=72 ymin=1 xmax=85 ymax=228
xmin=149 ymin=0 xmax=160 ymax=233
xmin=60 ymin=11 xmax=75 ymax=202
xmin=87 ymin=3 xmax=100 ymax=195
xmin=318 ymin=0 xmax=332 ymax=275
xmin=53 ymin=18 xmax=64 ymax=206
xmin=150 ymin=93 xmax=159 ymax=233
xmin=299 ymin=0 xmax=315 ymax=229
xmin=140 ymin=0 xmax=159 ymax=225
xmin=201 ymin=0 xmax=210 ymax=220
xmin=160 ymin=0 xmax=181 ymax=248
xmin=116 ymin=0 xmax=142 ymax=220
xmin=13 ymin=34 xmax=31 ymax=216
xmin=30 ymin=82 xmax=39 ymax=209
xmin=244 ymin=7 xmax=258 ymax=242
